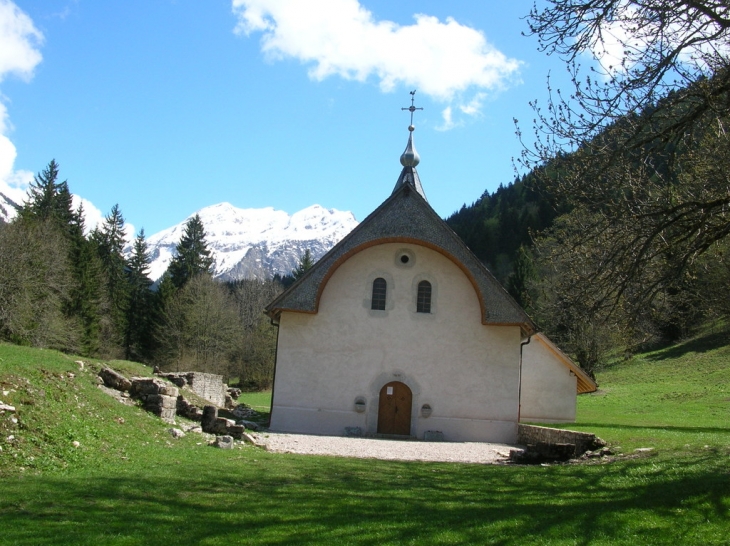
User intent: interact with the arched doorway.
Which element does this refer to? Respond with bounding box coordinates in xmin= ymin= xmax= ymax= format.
xmin=377 ymin=381 xmax=412 ymax=435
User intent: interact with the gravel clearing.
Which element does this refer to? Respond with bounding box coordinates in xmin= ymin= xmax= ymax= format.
xmin=252 ymin=432 xmax=519 ymax=464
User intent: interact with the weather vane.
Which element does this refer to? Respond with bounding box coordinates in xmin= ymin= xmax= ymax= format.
xmin=402 ymin=90 xmax=423 ymax=130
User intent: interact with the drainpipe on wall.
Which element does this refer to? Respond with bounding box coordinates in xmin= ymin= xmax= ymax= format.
xmin=517 ymin=334 xmax=533 ymax=424
xmin=267 ymin=315 xmax=281 ymax=428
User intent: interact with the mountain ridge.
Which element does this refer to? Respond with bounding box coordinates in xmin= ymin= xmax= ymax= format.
xmin=144 ymin=202 xmax=359 ymax=281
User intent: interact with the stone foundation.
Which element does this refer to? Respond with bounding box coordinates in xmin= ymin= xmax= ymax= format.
xmin=512 ymin=424 xmax=606 ymax=462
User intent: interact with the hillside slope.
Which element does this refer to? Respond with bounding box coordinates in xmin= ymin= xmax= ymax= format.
xmin=0 ymin=332 xmax=728 ymax=545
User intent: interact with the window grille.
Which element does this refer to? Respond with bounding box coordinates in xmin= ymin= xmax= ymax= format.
xmin=371 ymin=277 xmax=387 ymax=310
xmin=417 ymin=280 xmax=432 ymax=313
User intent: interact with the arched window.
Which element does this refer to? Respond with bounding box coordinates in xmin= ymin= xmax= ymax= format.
xmin=417 ymin=280 xmax=432 ymax=313
xmin=371 ymin=277 xmax=387 ymax=310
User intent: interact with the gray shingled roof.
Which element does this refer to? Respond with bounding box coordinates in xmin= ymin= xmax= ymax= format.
xmin=265 ymin=168 xmax=536 ymax=335
xmin=392 ymin=165 xmax=427 ymax=200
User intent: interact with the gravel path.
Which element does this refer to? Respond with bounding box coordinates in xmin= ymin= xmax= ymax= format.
xmin=252 ymin=432 xmax=518 ymax=464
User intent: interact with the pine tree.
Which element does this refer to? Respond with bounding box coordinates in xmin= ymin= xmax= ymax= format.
xmin=91 ymin=204 xmax=130 ymax=352
xmin=20 ymin=159 xmax=75 ymax=229
xmin=292 ymin=249 xmax=314 ymax=280
xmin=124 ymin=229 xmax=154 ymax=361
xmin=167 ymin=214 xmax=214 ymax=289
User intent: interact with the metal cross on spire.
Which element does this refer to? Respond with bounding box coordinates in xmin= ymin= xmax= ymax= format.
xmin=402 ymin=89 xmax=423 ymax=131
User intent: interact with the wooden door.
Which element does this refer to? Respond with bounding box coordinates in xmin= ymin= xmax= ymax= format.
xmin=377 ymin=381 xmax=412 ymax=435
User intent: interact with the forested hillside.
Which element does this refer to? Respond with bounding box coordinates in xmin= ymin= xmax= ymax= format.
xmin=445 ymin=174 xmax=564 ymax=282
xmin=0 ymin=161 xmax=280 ymax=390
xmin=445 ymin=0 xmax=730 ymax=377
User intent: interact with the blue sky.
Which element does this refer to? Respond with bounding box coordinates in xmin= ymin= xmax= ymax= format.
xmin=0 ymin=0 xmax=576 ymax=236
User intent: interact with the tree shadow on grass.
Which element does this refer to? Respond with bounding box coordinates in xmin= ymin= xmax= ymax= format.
xmin=577 ymin=423 xmax=730 ymax=434
xmin=645 ymin=329 xmax=730 ymax=362
xmin=1 ymin=451 xmax=728 ymax=545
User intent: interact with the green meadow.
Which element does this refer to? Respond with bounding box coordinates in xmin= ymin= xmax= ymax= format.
xmin=0 ymin=328 xmax=728 ymax=545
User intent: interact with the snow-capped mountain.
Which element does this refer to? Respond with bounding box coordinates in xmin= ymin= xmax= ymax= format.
xmin=145 ymin=202 xmax=359 ymax=282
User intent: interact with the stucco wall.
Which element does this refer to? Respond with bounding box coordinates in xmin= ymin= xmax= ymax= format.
xmin=520 ymin=336 xmax=577 ymax=423
xmin=270 ymin=242 xmax=522 ymax=443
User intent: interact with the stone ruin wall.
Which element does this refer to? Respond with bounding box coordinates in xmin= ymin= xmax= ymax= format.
xmin=158 ymin=372 xmax=226 ymax=407
xmin=518 ymin=424 xmax=602 ymax=454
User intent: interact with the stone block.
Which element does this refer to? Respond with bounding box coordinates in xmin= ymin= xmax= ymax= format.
xmin=144 ymin=394 xmax=177 ymax=409
xmin=226 ymin=425 xmax=245 ymax=439
xmin=159 ymin=385 xmax=179 ymax=397
xmin=130 ymin=377 xmax=167 ymax=396
xmin=212 ymin=417 xmax=235 ymax=435
xmin=147 ymin=406 xmax=176 ymax=422
xmin=99 ymin=367 xmax=132 ymax=392
xmin=201 ymin=405 xmax=218 ymax=433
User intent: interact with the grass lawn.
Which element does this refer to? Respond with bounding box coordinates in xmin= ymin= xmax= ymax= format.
xmin=0 ymin=330 xmax=728 ymax=545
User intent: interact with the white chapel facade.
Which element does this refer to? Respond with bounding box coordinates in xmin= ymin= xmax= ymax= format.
xmin=264 ymin=98 xmax=596 ymax=443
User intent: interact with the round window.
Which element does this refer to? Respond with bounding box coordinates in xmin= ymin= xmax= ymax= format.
xmin=396 ymin=248 xmax=415 ymax=267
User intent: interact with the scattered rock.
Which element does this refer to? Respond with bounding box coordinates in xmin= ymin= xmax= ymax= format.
xmin=238 ymin=419 xmax=262 ymax=432
xmin=232 ymin=405 xmax=256 ymax=419
xmin=213 ymin=435 xmax=234 ymax=449
xmin=75 ymin=360 xmax=85 ymax=370
xmin=635 ymin=447 xmax=654 ymax=453
xmin=241 ymin=432 xmax=266 ymax=447
xmin=72 ymin=441 xmax=80 ymax=448
xmin=180 ymin=423 xmax=203 ymax=434
xmin=0 ymin=403 xmax=16 ymax=413
xmin=168 ymin=428 xmax=186 ymax=439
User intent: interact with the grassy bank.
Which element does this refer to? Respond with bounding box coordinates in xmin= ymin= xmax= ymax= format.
xmin=0 ymin=330 xmax=728 ymax=545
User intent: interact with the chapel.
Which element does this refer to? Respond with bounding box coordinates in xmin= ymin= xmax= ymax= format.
xmin=264 ymin=95 xmax=596 ymax=443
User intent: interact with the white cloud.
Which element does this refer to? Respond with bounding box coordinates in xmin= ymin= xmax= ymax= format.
xmin=460 ymin=92 xmax=485 ymax=116
xmin=435 ymin=106 xmax=456 ymax=132
xmin=0 ymin=0 xmax=42 ymax=219
xmin=232 ymin=0 xmax=521 ymax=128
xmin=0 ymin=0 xmax=43 ymax=84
